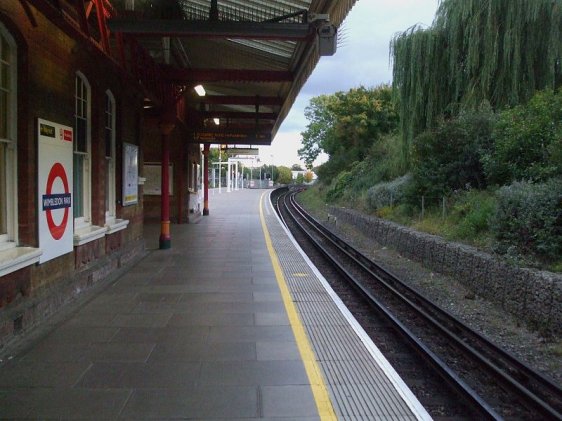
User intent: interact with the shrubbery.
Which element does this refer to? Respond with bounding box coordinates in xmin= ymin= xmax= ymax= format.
xmin=447 ymin=189 xmax=496 ymax=240
xmin=325 ymin=170 xmax=353 ymax=201
xmin=490 ymin=178 xmax=562 ymax=264
xmin=366 ymin=174 xmax=412 ymax=211
xmin=484 ymin=89 xmax=562 ymax=185
xmin=410 ymin=107 xmax=495 ymax=199
xmin=302 ymin=87 xmax=562 ymax=271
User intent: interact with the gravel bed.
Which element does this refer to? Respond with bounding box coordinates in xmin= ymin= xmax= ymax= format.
xmin=309 ymin=211 xmax=562 ymax=386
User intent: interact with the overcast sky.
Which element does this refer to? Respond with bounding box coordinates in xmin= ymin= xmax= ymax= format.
xmin=259 ymin=0 xmax=439 ymax=167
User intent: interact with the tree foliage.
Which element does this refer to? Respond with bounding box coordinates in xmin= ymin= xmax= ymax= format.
xmin=484 ymin=89 xmax=562 ymax=184
xmin=391 ymin=0 xmax=562 ymax=162
xmin=298 ymin=85 xmax=398 ymax=180
xmin=410 ymin=106 xmax=495 ymax=198
xmin=275 ymin=166 xmax=292 ymax=184
xmin=208 ymin=147 xmax=221 ymax=163
xmin=298 ymin=95 xmax=336 ymax=169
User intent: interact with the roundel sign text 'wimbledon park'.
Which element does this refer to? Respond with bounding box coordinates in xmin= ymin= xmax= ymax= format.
xmin=42 ymin=162 xmax=71 ymax=240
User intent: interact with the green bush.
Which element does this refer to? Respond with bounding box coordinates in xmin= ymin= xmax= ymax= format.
xmin=325 ymin=170 xmax=353 ymax=201
xmin=365 ymin=133 xmax=407 ymax=184
xmin=367 ymin=174 xmax=412 ymax=211
xmin=490 ymin=178 xmax=562 ymax=264
xmin=409 ymin=107 xmax=495 ymax=200
xmin=447 ymin=189 xmax=496 ymax=240
xmin=484 ymin=89 xmax=562 ymax=184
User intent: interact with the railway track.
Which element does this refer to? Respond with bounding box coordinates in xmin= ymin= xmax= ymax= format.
xmin=273 ymin=187 xmax=562 ymax=420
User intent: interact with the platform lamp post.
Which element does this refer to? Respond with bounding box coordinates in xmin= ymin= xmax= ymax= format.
xmin=218 ymin=148 xmax=222 ymax=193
xmin=158 ymin=116 xmax=175 ymax=250
xmin=227 ymin=160 xmax=231 ymax=192
xmin=203 ymin=144 xmax=210 ymax=215
xmin=234 ymin=161 xmax=239 ymax=191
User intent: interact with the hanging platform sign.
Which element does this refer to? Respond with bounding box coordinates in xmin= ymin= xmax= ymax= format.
xmin=38 ymin=118 xmax=74 ymax=263
xmin=193 ymin=131 xmax=271 ymax=145
xmin=223 ymin=147 xmax=260 ymax=156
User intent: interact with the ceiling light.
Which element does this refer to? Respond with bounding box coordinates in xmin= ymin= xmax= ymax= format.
xmin=194 ymin=85 xmax=206 ymax=96
xmin=213 ymin=118 xmax=220 ymax=126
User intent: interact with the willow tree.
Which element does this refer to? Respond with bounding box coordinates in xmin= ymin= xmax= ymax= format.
xmin=391 ymin=0 xmax=562 ymax=163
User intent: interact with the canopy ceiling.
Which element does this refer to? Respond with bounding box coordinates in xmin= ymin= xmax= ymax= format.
xmin=108 ymin=0 xmax=357 ymax=145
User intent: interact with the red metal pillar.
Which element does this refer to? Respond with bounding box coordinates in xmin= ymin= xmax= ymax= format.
xmin=159 ymin=120 xmax=175 ymax=249
xmin=203 ymin=144 xmax=210 ymax=216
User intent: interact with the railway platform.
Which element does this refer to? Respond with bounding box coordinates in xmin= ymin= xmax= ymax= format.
xmin=0 ymin=188 xmax=430 ymax=420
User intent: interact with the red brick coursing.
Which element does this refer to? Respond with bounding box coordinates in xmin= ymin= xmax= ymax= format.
xmin=0 ymin=2 xmax=145 ymax=346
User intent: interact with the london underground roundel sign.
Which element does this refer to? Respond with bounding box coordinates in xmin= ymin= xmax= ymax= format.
xmin=43 ymin=162 xmax=71 ymax=240
xmin=38 ymin=118 xmax=74 ymax=264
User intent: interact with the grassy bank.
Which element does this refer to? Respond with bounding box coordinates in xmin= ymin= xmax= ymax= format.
xmin=298 ymin=184 xmax=562 ymax=273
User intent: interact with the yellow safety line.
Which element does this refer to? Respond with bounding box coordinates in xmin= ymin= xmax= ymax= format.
xmin=259 ymin=192 xmax=337 ymax=421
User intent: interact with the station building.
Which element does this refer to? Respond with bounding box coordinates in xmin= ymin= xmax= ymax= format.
xmin=0 ymin=0 xmax=354 ymax=347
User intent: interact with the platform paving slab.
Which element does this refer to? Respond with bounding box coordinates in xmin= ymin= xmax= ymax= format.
xmin=0 ymin=189 xmax=321 ymax=420
xmin=0 ymin=188 xmax=430 ymax=420
xmin=261 ymin=190 xmax=430 ymax=421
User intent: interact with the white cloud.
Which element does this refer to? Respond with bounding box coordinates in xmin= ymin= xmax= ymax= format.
xmin=259 ymin=131 xmax=303 ymax=167
xmin=269 ymin=0 xmax=439 ymax=166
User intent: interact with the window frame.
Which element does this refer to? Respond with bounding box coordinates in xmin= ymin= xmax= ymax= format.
xmin=73 ymin=71 xmax=91 ymax=230
xmin=0 ymin=23 xmax=41 ymax=276
xmin=0 ymin=23 xmax=17 ymax=249
xmin=104 ymin=90 xmax=116 ymax=225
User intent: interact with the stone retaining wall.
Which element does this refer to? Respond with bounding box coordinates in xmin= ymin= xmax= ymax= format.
xmin=328 ymin=207 xmax=562 ymax=335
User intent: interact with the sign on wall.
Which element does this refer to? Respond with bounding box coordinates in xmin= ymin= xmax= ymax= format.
xmin=38 ymin=118 xmax=74 ymax=263
xmin=143 ymin=163 xmax=173 ymax=195
xmin=122 ymin=143 xmax=139 ymax=205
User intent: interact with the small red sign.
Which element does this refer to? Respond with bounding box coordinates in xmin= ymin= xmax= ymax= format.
xmin=63 ymin=129 xmax=73 ymax=142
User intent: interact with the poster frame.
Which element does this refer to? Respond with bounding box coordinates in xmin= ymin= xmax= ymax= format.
xmin=122 ymin=142 xmax=139 ymax=206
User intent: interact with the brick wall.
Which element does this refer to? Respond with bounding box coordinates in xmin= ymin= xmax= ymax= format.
xmin=0 ymin=3 xmax=146 ymax=348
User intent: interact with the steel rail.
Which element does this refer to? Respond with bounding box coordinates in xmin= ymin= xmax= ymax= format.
xmin=287 ymin=193 xmax=562 ymax=420
xmin=274 ymin=190 xmax=501 ymax=420
xmin=277 ymin=188 xmax=562 ymax=420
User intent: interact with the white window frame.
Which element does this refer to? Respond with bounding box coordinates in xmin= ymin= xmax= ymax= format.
xmin=0 ymin=23 xmax=41 ymax=276
xmin=74 ymin=72 xmax=92 ymax=230
xmin=0 ymin=24 xmax=17 ymax=250
xmin=73 ymin=73 xmax=105 ymax=246
xmin=104 ymin=90 xmax=116 ymax=225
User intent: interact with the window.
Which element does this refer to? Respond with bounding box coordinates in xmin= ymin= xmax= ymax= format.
xmin=73 ymin=74 xmax=107 ymax=245
xmin=74 ymin=72 xmax=91 ymax=228
xmin=0 ymin=25 xmax=16 ymax=247
xmin=0 ymin=24 xmax=40 ymax=276
xmin=104 ymin=91 xmax=116 ymax=224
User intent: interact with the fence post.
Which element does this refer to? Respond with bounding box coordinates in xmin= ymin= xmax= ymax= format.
xmin=442 ymin=196 xmax=446 ymax=219
xmin=421 ymin=195 xmax=425 ymax=219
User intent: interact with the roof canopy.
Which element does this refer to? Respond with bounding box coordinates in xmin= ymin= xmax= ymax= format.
xmin=107 ymin=0 xmax=356 ymax=145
